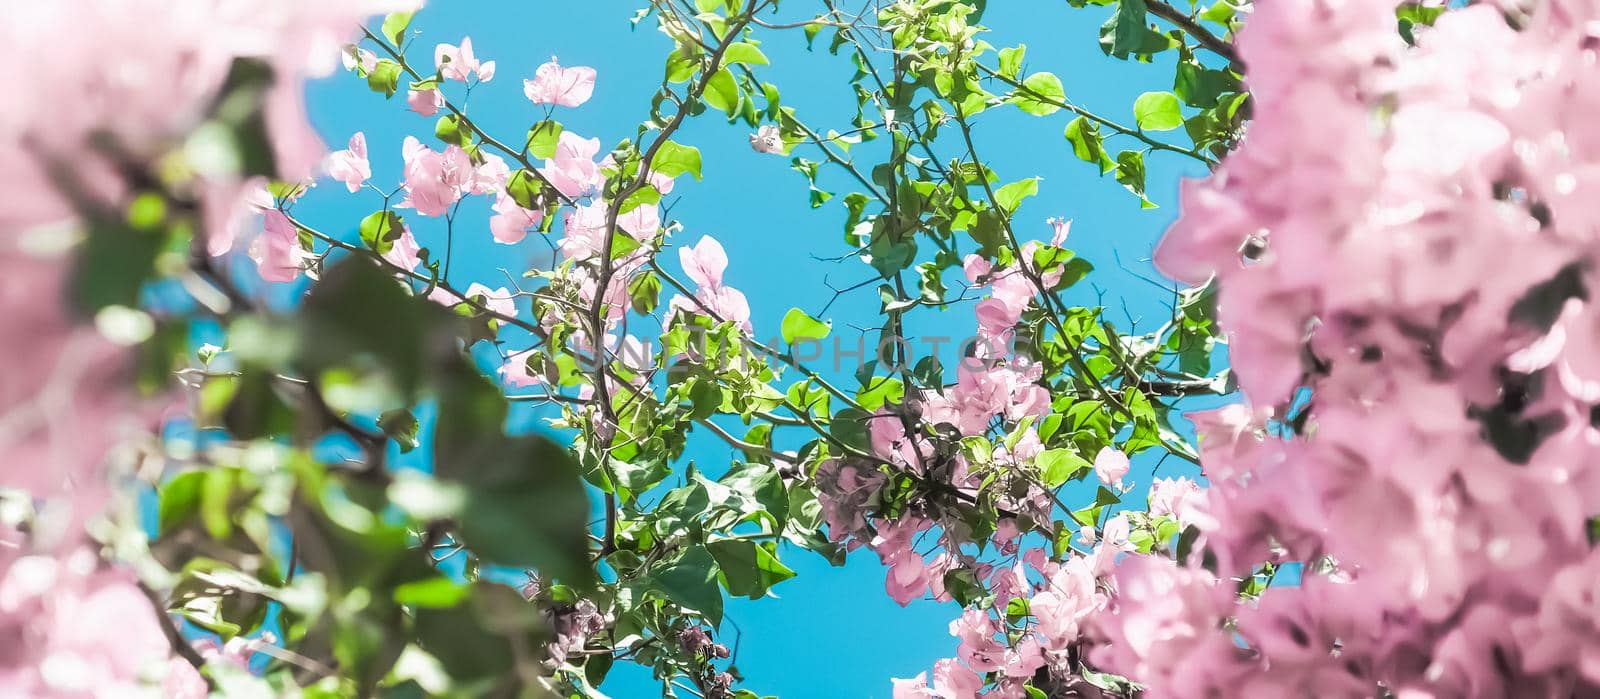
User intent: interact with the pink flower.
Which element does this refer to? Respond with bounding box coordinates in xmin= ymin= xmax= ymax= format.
xmin=558 ymin=203 xmax=608 ymax=260
xmin=812 ymin=459 xmax=886 ymax=544
xmin=341 ymin=46 xmax=377 ymax=74
xmin=489 ymin=193 xmax=544 ymax=244
xmin=682 ymin=234 xmax=729 ymax=288
xmin=921 ymin=362 xmax=1047 ymax=436
xmin=324 ymin=131 xmax=370 ymax=192
xmin=1147 ymin=476 xmax=1203 ymax=522
xmin=1001 ymin=636 xmax=1045 ymax=679
xmin=951 ymin=608 xmax=1008 ymax=673
xmin=1046 ymin=217 xmax=1071 ymax=245
xmin=0 ymin=553 xmax=175 ymax=697
xmin=932 ymin=658 xmax=983 ymax=697
xmin=204 ymin=181 xmax=274 ymax=257
xmin=891 ymin=673 xmax=936 ymax=699
xmin=427 ymin=286 xmax=464 ymax=308
xmin=647 ymin=167 xmax=678 ymax=195
xmin=407 ymin=87 xmax=443 ymax=116
xmin=524 ymin=56 xmax=597 ymax=107
xmin=613 ymin=334 xmax=654 ymax=373
xmin=250 ymin=210 xmax=304 ymax=282
xmin=1093 ymin=556 xmax=1233 ymax=692
xmin=464 ymin=283 xmax=517 ymax=318
xmin=499 ymin=349 xmax=541 ymax=388
xmin=884 ymin=546 xmax=930 ymax=606
xmin=991 ymin=517 xmax=1021 ymax=555
xmin=1031 ymin=556 xmax=1104 ymax=650
xmin=669 ymin=236 xmax=753 ymax=332
xmin=541 ymin=131 xmax=603 ymax=199
xmin=962 ymin=254 xmax=992 ymax=284
xmin=1093 ymin=446 xmax=1130 ymax=489
xmin=618 ymin=203 xmax=661 ymax=240
xmin=471 ymin=153 xmax=511 ymax=195
xmin=1517 ymin=550 xmax=1600 ymax=683
xmin=749 ymin=124 xmax=783 ymax=154
xmin=1091 ymin=513 xmax=1135 ymax=575
xmin=382 ymin=226 xmax=422 ymax=271
xmin=399 ymin=136 xmax=472 ymax=217
xmin=434 ymin=37 xmax=494 ymax=82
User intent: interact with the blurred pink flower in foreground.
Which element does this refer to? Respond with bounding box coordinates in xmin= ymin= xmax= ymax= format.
xmin=0 ymin=0 xmax=419 ymax=692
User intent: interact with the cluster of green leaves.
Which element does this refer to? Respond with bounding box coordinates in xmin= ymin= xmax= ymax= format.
xmin=154 ymin=257 xmax=595 ymax=696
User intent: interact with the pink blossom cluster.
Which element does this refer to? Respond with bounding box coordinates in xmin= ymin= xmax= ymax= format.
xmin=1091 ymin=0 xmax=1600 ymax=695
xmin=342 ymin=39 xmax=665 ymax=397
xmin=0 ymin=551 xmax=175 ymax=696
xmin=668 ymin=236 xmax=753 ymax=333
xmin=811 ymin=219 xmax=1090 ymax=614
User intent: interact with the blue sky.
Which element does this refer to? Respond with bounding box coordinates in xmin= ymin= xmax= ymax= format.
xmin=295 ymin=1 xmax=1210 ymax=696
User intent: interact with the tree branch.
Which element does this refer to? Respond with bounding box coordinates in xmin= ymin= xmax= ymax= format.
xmin=1145 ymin=0 xmax=1241 ymax=68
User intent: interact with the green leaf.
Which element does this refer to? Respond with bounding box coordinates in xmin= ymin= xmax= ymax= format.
xmin=942 ymin=568 xmax=984 ymax=607
xmin=665 ymin=47 xmax=701 ymax=83
xmin=652 ymin=140 xmax=703 ymax=180
xmin=223 ymin=369 xmax=294 ymax=441
xmin=525 ymin=120 xmax=564 ymax=159
xmin=722 ymin=42 xmax=770 ymax=67
xmin=998 ymin=45 xmax=1027 ymax=80
xmin=1132 ymin=91 xmax=1183 ymax=131
xmin=781 ymin=307 xmax=831 ymax=344
xmin=1102 ymin=0 xmax=1172 ymax=59
xmin=1063 ymin=117 xmax=1110 ymax=172
xmin=359 ymin=210 xmax=405 ymax=255
xmin=609 ymin=231 xmax=641 ymax=260
xmin=444 ymin=430 xmax=595 ymax=588
xmin=655 ymin=546 xmax=724 ymax=626
xmin=628 ymin=272 xmax=661 ymax=314
xmin=1037 ymin=448 xmax=1091 ymax=487
xmin=830 ymin=407 xmax=873 ymax=454
xmin=378 ymin=409 xmax=420 ymax=453
xmin=618 ymin=184 xmax=661 ymax=214
xmin=1200 ymin=2 xmax=1238 ymax=24
xmin=868 ymin=227 xmax=917 ymax=278
xmin=1058 ymin=258 xmax=1094 ymax=289
xmin=506 ymin=170 xmax=544 ymax=211
xmin=200 ymin=468 xmax=237 ymax=540
xmin=702 ymin=68 xmax=740 ymax=117
xmin=380 ymin=11 xmax=415 ymax=46
xmin=157 ymin=470 xmax=207 ymax=536
xmin=393 ymin=577 xmax=471 ymax=609
xmin=1114 ymin=150 xmax=1155 ymax=208
xmin=613 ymin=455 xmax=671 ymax=494
xmin=688 ymin=379 xmax=723 ymax=420
xmin=434 ymin=115 xmax=471 ymax=146
xmin=856 ymin=377 xmax=904 ymax=412
xmin=70 ymin=221 xmax=161 ymax=313
xmin=994 ymin=178 xmax=1040 ymax=213
xmin=411 ymin=585 xmax=532 ymax=683
xmin=1173 ymin=61 xmax=1235 ymax=109
xmin=804 ymin=19 xmax=823 ymax=48
xmin=367 ymin=60 xmax=403 ymax=98
xmin=1010 ymin=72 xmax=1064 ymax=116
xmin=708 ymin=538 xmax=795 ymax=599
